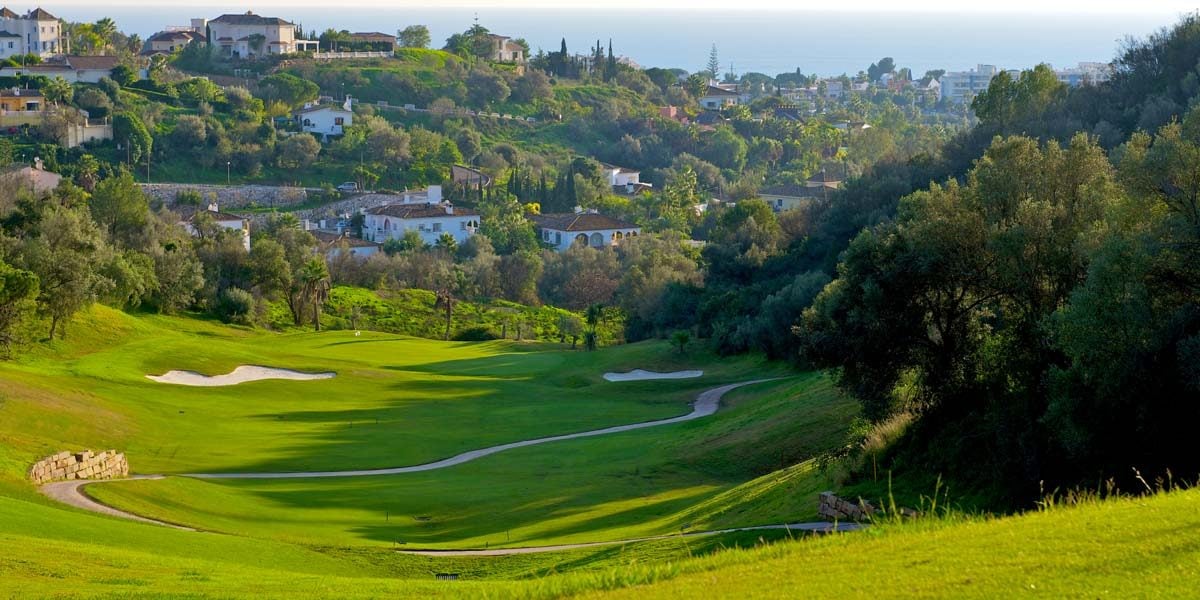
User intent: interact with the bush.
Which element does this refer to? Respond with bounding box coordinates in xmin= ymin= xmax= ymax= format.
xmin=215 ymin=287 xmax=255 ymax=325
xmin=452 ymin=326 xmax=500 ymax=341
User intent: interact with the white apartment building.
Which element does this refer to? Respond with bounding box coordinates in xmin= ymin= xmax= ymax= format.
xmin=938 ymin=64 xmax=1020 ymax=104
xmin=0 ymin=7 xmax=61 ymax=59
xmin=1054 ymin=62 xmax=1113 ymax=87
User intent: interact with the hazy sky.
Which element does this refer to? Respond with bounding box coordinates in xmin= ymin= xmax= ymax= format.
xmin=37 ymin=0 xmax=1197 ymax=12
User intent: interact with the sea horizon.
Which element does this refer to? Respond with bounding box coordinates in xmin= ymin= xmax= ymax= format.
xmin=29 ymin=4 xmax=1185 ymax=76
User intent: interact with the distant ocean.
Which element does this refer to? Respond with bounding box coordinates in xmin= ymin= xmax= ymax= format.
xmin=35 ymin=4 xmax=1182 ymax=76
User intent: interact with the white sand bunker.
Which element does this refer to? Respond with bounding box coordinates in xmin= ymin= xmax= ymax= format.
xmin=146 ymin=366 xmax=335 ymax=387
xmin=603 ymin=369 xmax=704 ymax=382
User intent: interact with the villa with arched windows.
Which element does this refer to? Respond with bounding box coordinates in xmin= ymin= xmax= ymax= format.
xmin=531 ymin=210 xmax=641 ymax=252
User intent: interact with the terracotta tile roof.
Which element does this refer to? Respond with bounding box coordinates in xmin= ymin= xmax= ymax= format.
xmin=703 ymin=85 xmax=739 ymax=97
xmin=0 ymin=8 xmax=18 ymax=18
xmin=531 ymin=212 xmax=638 ymax=232
xmin=365 ymin=204 xmax=478 ymax=219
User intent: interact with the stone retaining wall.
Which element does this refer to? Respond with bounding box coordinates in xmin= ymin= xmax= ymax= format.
xmin=28 ymin=449 xmax=129 ymax=485
xmin=818 ymin=491 xmax=876 ymax=522
xmin=139 ymin=183 xmax=314 ymax=210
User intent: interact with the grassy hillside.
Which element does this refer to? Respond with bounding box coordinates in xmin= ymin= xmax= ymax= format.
xmin=0 ymin=306 xmax=859 ymax=593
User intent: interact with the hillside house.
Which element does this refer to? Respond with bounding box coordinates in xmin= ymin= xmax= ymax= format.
xmin=0 ymin=86 xmax=41 ymax=111
xmin=204 ymin=12 xmax=317 ymax=58
xmin=531 ymin=210 xmax=641 ymax=252
xmin=486 ymin=34 xmax=525 ymax=63
xmin=311 ymin=230 xmax=381 ymax=259
xmin=362 ymin=187 xmax=479 ymax=246
xmin=142 ymin=26 xmax=206 ymax=55
xmin=601 ymin=164 xmax=652 ymax=194
xmin=295 ymin=98 xmax=353 ymax=139
xmin=0 ymin=157 xmax=59 ymax=196
xmin=0 ymin=7 xmax=60 ymax=59
xmin=699 ymin=85 xmax=740 ymax=110
xmin=347 ymin=32 xmax=395 ymax=50
xmin=179 ymin=203 xmax=251 ymax=251
xmin=0 ymin=55 xmax=120 ymax=84
xmin=758 ymin=184 xmax=815 ymax=213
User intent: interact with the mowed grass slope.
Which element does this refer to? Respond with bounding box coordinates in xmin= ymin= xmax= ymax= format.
xmin=0 ymin=305 xmax=787 ymax=481
xmin=554 ymin=488 xmax=1200 ymax=599
xmin=90 ymin=375 xmax=853 ymax=548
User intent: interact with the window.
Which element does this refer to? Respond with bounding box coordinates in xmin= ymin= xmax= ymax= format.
xmin=432 ymin=223 xmax=442 ymax=232
xmin=334 ymin=117 xmax=344 ymax=125
xmin=461 ymin=222 xmax=468 ymax=231
xmin=555 ymin=232 xmax=562 ymax=244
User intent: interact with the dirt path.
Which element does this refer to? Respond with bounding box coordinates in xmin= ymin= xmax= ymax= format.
xmin=397 ymin=522 xmax=864 ymax=557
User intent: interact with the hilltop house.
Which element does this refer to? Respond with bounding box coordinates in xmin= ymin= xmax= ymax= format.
xmin=347 ymin=32 xmax=395 ymax=51
xmin=486 ymin=34 xmax=525 ymax=63
xmin=295 ymin=98 xmax=353 ymax=140
xmin=699 ymin=85 xmax=740 ymax=110
xmin=531 ymin=210 xmax=641 ymax=252
xmin=204 ymin=12 xmax=317 ymax=58
xmin=0 ymin=7 xmax=60 ymax=59
xmin=179 ymin=203 xmax=251 ymax=251
xmin=362 ymin=186 xmax=479 ymax=246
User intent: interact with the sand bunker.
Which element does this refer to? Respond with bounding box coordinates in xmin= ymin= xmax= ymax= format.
xmin=602 ymin=369 xmax=704 ymax=382
xmin=146 ymin=366 xmax=335 ymax=387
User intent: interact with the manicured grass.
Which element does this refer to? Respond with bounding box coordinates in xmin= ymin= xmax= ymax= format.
xmin=541 ymin=488 xmax=1200 ymax=599
xmin=89 ymin=375 xmax=851 ymax=549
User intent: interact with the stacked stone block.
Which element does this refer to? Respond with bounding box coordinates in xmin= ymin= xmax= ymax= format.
xmin=818 ymin=491 xmax=876 ymax=522
xmin=28 ymin=450 xmax=129 ymax=485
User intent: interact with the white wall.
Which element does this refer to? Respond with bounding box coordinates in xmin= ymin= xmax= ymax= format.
xmin=299 ymin=108 xmax=352 ymax=137
xmin=540 ymin=227 xmax=641 ymax=252
xmin=364 ymin=213 xmax=478 ymax=246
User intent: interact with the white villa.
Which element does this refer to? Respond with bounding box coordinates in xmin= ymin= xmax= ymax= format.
xmin=531 ymin=210 xmax=641 ymax=252
xmin=699 ymin=85 xmax=740 ymax=110
xmin=0 ymin=7 xmax=60 ymax=59
xmin=362 ymin=186 xmax=479 ymax=246
xmin=180 ymin=203 xmax=251 ymax=251
xmin=295 ymin=98 xmax=352 ymax=139
xmin=203 ymin=12 xmax=317 ymax=58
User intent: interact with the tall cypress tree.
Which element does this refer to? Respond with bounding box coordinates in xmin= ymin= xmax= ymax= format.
xmin=606 ymin=39 xmax=617 ymax=82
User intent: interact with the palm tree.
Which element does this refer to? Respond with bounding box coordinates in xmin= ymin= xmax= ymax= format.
xmin=94 ymin=18 xmax=117 ymax=53
xmin=298 ymin=258 xmax=330 ymax=331
xmin=584 ymin=303 xmax=603 ymax=351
